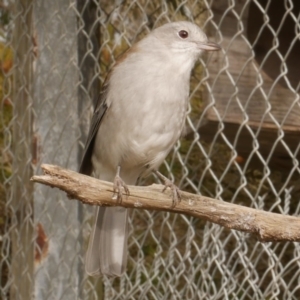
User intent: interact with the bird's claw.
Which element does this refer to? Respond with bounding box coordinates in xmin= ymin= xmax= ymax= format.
xmin=161 ymin=178 xmax=181 ymax=208
xmin=155 ymin=171 xmax=181 ymax=207
xmin=112 ymin=175 xmax=130 ymax=203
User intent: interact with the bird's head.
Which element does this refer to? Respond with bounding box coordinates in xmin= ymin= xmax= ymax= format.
xmin=151 ymin=21 xmax=220 ymax=57
xmin=135 ymin=21 xmax=220 ymax=73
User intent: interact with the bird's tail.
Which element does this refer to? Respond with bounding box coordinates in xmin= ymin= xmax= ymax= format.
xmin=85 ymin=206 xmax=129 ymax=276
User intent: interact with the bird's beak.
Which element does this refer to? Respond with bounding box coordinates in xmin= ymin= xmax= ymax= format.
xmin=198 ymin=41 xmax=221 ymax=51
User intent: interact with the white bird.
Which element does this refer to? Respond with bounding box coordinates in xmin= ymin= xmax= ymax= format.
xmin=79 ymin=21 xmax=220 ymax=277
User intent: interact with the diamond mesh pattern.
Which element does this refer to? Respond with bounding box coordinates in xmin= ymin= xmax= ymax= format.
xmin=0 ymin=0 xmax=299 ymax=299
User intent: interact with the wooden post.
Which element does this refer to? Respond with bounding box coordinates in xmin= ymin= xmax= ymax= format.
xmin=11 ymin=1 xmax=34 ymax=298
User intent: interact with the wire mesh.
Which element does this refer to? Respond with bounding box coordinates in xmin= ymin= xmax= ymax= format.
xmin=0 ymin=0 xmax=299 ymax=299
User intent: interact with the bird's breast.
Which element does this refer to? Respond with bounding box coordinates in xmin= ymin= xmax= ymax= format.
xmin=95 ymin=58 xmax=191 ymax=171
xmin=120 ymin=80 xmax=189 ymax=169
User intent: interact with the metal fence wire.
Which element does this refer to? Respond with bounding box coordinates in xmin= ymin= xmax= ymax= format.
xmin=0 ymin=0 xmax=299 ymax=299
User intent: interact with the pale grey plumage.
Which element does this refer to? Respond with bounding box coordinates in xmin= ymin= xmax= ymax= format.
xmin=79 ymin=21 xmax=220 ymax=277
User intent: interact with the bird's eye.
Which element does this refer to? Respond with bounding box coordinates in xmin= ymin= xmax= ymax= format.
xmin=178 ymin=30 xmax=189 ymax=39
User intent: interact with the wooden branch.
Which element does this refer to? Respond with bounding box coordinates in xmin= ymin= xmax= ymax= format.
xmin=31 ymin=164 xmax=300 ymax=242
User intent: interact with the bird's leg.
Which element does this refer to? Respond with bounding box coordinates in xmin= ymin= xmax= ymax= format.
xmin=153 ymin=170 xmax=181 ymax=207
xmin=112 ymin=166 xmax=130 ymax=203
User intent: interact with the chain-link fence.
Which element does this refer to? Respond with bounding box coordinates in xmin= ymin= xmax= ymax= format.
xmin=0 ymin=0 xmax=299 ymax=299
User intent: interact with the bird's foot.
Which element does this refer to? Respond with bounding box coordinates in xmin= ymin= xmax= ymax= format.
xmin=112 ymin=171 xmax=130 ymax=203
xmin=154 ymin=171 xmax=181 ymax=207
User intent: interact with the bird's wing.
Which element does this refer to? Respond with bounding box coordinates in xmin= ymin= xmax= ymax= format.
xmin=79 ymin=81 xmax=109 ymax=175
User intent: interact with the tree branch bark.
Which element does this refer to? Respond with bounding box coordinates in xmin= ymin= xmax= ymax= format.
xmin=31 ymin=164 xmax=300 ymax=242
